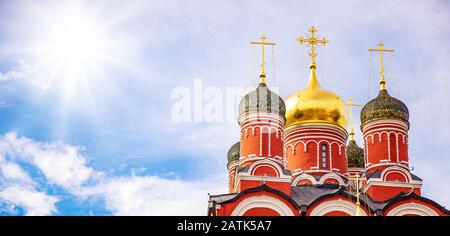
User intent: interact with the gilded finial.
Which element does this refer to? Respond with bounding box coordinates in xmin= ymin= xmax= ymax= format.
xmin=369 ymin=41 xmax=394 ymax=91
xmin=297 ymin=26 xmax=328 ymax=66
xmin=348 ymin=173 xmax=366 ymax=216
xmin=251 ymin=34 xmax=276 ymax=85
xmin=297 ymin=26 xmax=328 ymax=89
xmin=347 ymin=97 xmax=362 ymax=141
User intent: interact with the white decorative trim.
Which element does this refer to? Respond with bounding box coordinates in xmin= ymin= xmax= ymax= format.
xmin=231 ymin=196 xmax=295 ymax=216
xmin=250 ymin=164 xmax=279 ymax=177
xmin=238 ymin=175 xmax=292 ymax=183
xmin=318 ymin=172 xmax=345 ymax=186
xmin=365 ymin=162 xmax=408 ymax=171
xmin=362 ymin=119 xmax=408 ymax=133
xmin=309 ymin=199 xmax=368 ymax=216
xmin=284 ymin=122 xmax=348 ymax=137
xmin=240 ymin=159 xmax=291 ymax=180
xmin=291 ymin=173 xmax=318 ymax=186
xmin=387 ymin=134 xmax=391 ymax=161
xmin=363 ymin=180 xmax=422 ymax=193
xmin=396 ymin=135 xmax=399 ymax=162
xmin=386 ymin=203 xmax=438 ymax=216
xmin=259 ymin=126 xmax=263 ymax=156
xmin=240 ymin=156 xmax=284 ymax=166
xmin=381 ymin=165 xmax=412 ymax=182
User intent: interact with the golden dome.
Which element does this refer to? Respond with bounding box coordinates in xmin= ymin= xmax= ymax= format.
xmin=285 ymin=63 xmax=347 ymax=128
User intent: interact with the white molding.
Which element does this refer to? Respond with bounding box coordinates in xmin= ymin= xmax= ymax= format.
xmin=363 ymin=179 xmax=422 ymax=193
xmin=362 ymin=119 xmax=408 ymax=133
xmin=240 ymin=156 xmax=284 ymax=166
xmin=231 ymin=196 xmax=295 ymax=216
xmin=309 ymin=199 xmax=368 ymax=216
xmin=291 ymin=173 xmax=318 ymax=186
xmin=366 ymin=162 xmax=409 ymax=171
xmin=238 ymin=175 xmax=292 ymax=183
xmin=239 ymin=159 xmax=292 ymax=180
xmin=381 ymin=165 xmax=412 ymax=182
xmin=386 ymin=203 xmax=438 ymax=216
xmin=284 ymin=122 xmax=348 ymax=137
xmin=318 ymin=172 xmax=345 ymax=186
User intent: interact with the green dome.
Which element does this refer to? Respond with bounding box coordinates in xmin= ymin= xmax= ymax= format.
xmin=227 ymin=142 xmax=240 ymax=163
xmin=238 ymin=83 xmax=286 ymax=117
xmin=360 ymin=89 xmax=409 ymax=127
xmin=346 ymin=140 xmax=365 ymax=168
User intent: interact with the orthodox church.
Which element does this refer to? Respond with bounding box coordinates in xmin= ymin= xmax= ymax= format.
xmin=207 ymin=27 xmax=450 ymax=216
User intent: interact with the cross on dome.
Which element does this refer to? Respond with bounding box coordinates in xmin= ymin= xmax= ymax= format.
xmin=368 ymin=41 xmax=394 ymax=90
xmin=251 ymin=34 xmax=276 ymax=84
xmin=297 ymin=26 xmax=328 ymax=66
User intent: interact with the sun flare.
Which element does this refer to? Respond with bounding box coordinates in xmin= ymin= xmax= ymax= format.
xmin=51 ymin=18 xmax=101 ymax=65
xmin=20 ymin=3 xmax=122 ymax=113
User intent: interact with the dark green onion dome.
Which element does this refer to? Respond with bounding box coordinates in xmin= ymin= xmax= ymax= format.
xmin=360 ymin=89 xmax=409 ymax=127
xmin=238 ymin=83 xmax=286 ymax=117
xmin=227 ymin=142 xmax=240 ymax=163
xmin=346 ymin=140 xmax=365 ymax=168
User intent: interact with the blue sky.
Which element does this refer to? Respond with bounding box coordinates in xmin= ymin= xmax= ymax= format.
xmin=0 ymin=0 xmax=449 ymax=215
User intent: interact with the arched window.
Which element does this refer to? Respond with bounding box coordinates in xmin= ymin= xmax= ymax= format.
xmin=321 ymin=144 xmax=327 ymax=168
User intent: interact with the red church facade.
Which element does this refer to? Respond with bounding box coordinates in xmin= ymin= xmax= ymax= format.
xmin=208 ymin=29 xmax=450 ymax=216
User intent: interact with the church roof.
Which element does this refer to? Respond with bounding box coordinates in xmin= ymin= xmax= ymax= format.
xmin=227 ymin=142 xmax=240 ymax=163
xmin=238 ymin=83 xmax=286 ymax=117
xmin=365 ymin=170 xmax=423 ymax=181
xmin=346 ymin=140 xmax=365 ymax=168
xmin=360 ymin=89 xmax=409 ymax=127
xmin=209 ymin=184 xmax=449 ymax=215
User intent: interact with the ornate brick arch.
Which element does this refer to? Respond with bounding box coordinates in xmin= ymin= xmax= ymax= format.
xmin=309 ymin=200 xmax=368 ymax=216
xmin=386 ymin=203 xmax=438 ymax=216
xmin=231 ymin=196 xmax=295 ymax=216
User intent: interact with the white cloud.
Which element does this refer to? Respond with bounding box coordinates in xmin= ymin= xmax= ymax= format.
xmin=1 ymin=132 xmax=95 ymax=190
xmin=81 ymin=176 xmax=225 ymax=216
xmin=0 ymin=132 xmax=226 ymax=215
xmin=0 ymin=186 xmax=59 ymax=216
xmin=0 ymin=61 xmax=30 ymax=82
xmin=0 ymin=158 xmax=33 ymax=185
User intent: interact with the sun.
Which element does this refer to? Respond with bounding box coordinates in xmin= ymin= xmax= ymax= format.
xmin=21 ymin=4 xmax=118 ymax=113
xmin=51 ymin=18 xmax=100 ymax=65
xmin=9 ymin=1 xmax=141 ymax=122
xmin=44 ymin=10 xmax=109 ymax=69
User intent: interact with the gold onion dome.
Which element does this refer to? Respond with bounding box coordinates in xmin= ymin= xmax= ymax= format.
xmin=346 ymin=140 xmax=365 ymax=168
xmin=285 ymin=62 xmax=347 ymax=128
xmin=360 ymin=89 xmax=409 ymax=127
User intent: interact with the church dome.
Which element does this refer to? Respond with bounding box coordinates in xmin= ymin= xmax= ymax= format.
xmin=227 ymin=142 xmax=240 ymax=163
xmin=346 ymin=140 xmax=365 ymax=168
xmin=285 ymin=63 xmax=347 ymax=128
xmin=360 ymin=89 xmax=409 ymax=127
xmin=238 ymin=83 xmax=286 ymax=117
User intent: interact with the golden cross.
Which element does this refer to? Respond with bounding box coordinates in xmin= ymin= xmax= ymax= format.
xmin=368 ymin=41 xmax=394 ymax=90
xmin=347 ymin=97 xmax=362 ymax=141
xmin=297 ymin=26 xmax=328 ymax=64
xmin=348 ymin=173 xmax=366 ymax=216
xmin=251 ymin=34 xmax=276 ymax=84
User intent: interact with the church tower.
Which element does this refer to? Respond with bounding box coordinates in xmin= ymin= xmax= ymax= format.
xmin=360 ymin=41 xmax=422 ymax=201
xmin=346 ymin=97 xmax=365 ymax=175
xmin=228 ymin=34 xmax=292 ymax=195
xmin=209 ymin=31 xmax=449 ymax=217
xmin=284 ymin=27 xmax=348 ymax=187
